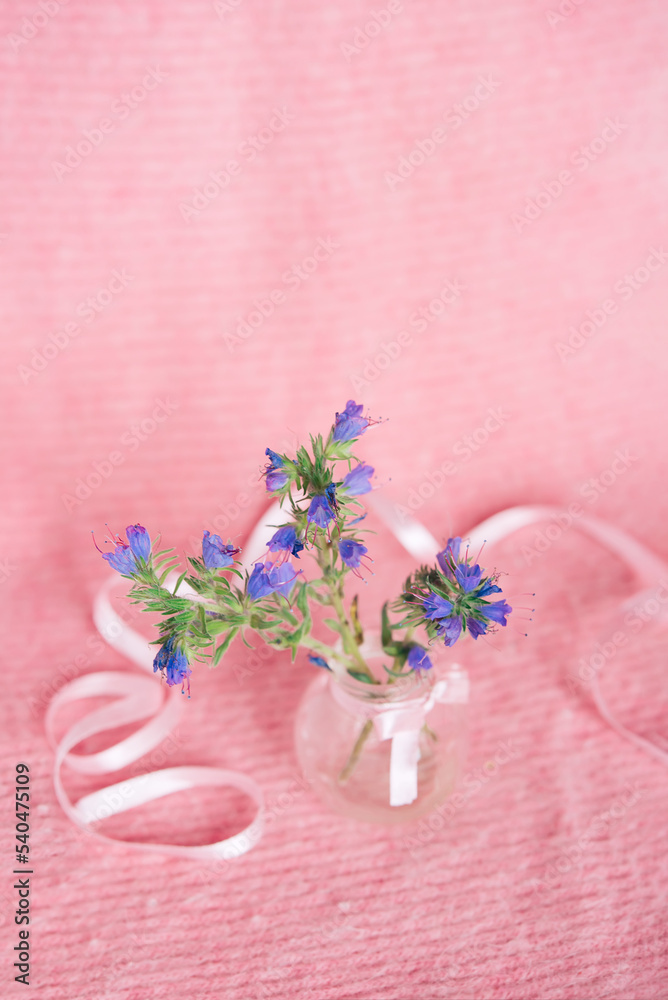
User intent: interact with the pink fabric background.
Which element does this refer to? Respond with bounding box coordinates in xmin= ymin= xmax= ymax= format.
xmin=2 ymin=1 xmax=668 ymax=997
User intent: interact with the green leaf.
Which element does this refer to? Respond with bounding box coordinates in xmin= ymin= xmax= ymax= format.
xmin=324 ymin=617 xmax=344 ymax=636
xmin=347 ymin=670 xmax=376 ymax=684
xmin=206 ymin=620 xmax=232 ymax=637
xmin=158 ymin=565 xmax=179 ymax=586
xmin=382 ymin=663 xmax=409 ymax=678
xmin=381 ymin=601 xmax=393 ymax=648
xmin=212 ymin=628 xmax=238 ymax=665
xmin=296 ymin=582 xmax=309 ymax=618
xmin=350 ymin=595 xmax=364 ymax=646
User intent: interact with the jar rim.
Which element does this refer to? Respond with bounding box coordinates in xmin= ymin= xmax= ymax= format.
xmin=330 ymin=667 xmax=433 ymax=703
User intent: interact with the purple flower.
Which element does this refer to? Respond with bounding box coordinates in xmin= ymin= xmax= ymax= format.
xmin=407 ymin=646 xmax=432 ymax=672
xmin=101 ymin=541 xmax=137 ymax=576
xmin=153 ymin=637 xmax=191 ymax=693
xmin=307 ymin=493 xmax=335 ymax=530
xmin=339 ymin=538 xmax=368 ymax=571
xmin=437 ymin=616 xmax=463 ymax=646
xmin=342 ymin=463 xmax=374 ymax=496
xmin=479 ymin=599 xmax=512 ymax=626
xmin=264 ymin=448 xmax=289 ymax=491
xmin=421 ymin=592 xmax=454 ymax=621
xmin=247 ymin=561 xmax=300 ymax=601
xmin=202 ymin=530 xmax=240 ymax=570
xmin=126 ymin=524 xmax=151 ymax=561
xmin=332 ymin=400 xmax=370 ymax=442
xmin=267 ymin=525 xmax=304 ymax=560
xmin=308 ymin=654 xmax=331 ymax=670
xmin=478 ymin=578 xmax=502 ymax=597
xmin=455 ymin=563 xmax=482 ymax=593
xmin=436 ymin=537 xmax=462 ymax=578
xmin=467 ymin=618 xmax=488 ymax=640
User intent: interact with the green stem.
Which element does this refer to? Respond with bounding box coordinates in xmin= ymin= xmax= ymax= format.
xmin=338 ymin=719 xmax=373 ymax=784
xmin=298 ymin=633 xmax=348 ymax=667
xmin=328 ymin=583 xmax=374 ymax=678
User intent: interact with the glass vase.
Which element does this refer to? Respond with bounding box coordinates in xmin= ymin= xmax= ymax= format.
xmin=294 ymin=640 xmax=468 ymax=824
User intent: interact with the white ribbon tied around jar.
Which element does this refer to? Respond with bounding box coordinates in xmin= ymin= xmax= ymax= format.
xmin=330 ymin=667 xmax=470 ymax=806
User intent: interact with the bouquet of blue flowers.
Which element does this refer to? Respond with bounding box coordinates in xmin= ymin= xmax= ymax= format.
xmin=95 ymin=401 xmax=512 ymax=697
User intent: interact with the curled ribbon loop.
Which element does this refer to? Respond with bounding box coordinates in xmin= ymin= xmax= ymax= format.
xmin=45 ymin=573 xmax=265 ymax=859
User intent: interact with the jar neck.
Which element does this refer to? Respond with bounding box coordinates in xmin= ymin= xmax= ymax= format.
xmin=331 ymin=668 xmax=433 ymax=705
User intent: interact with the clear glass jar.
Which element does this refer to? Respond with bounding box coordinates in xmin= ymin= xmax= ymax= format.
xmin=294 ymin=642 xmax=468 ymax=824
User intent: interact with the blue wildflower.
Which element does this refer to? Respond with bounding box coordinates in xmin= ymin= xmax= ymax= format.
xmin=332 ymin=401 xmax=370 ymax=442
xmin=202 ymin=530 xmax=240 ymax=570
xmin=153 ymin=637 xmax=191 ymax=694
xmin=479 ymin=599 xmax=512 ymax=626
xmin=307 ymin=493 xmax=336 ymax=531
xmin=264 ymin=448 xmax=290 ymax=492
xmin=338 ymin=538 xmax=371 ymax=578
xmin=308 ymin=654 xmax=331 ymax=671
xmin=264 ymin=561 xmax=301 ymax=599
xmin=247 ymin=563 xmax=273 ymax=600
xmin=478 ymin=578 xmax=502 ymax=597
xmin=101 ymin=540 xmax=137 ymax=576
xmin=437 ymin=616 xmax=463 ymax=646
xmin=267 ymin=525 xmax=304 ymax=561
xmin=436 ymin=537 xmax=462 ymax=578
xmin=455 ymin=563 xmax=482 ymax=592
xmin=466 ymin=618 xmax=488 ymax=640
xmin=422 ymin=592 xmax=454 ymax=621
xmin=341 ymin=463 xmax=374 ymax=496
xmin=247 ymin=561 xmax=300 ymax=601
xmin=126 ymin=524 xmax=151 ymax=561
xmin=407 ymin=646 xmax=432 ymax=672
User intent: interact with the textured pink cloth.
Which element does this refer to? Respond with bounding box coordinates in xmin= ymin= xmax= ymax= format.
xmin=2 ymin=1 xmax=668 ymax=997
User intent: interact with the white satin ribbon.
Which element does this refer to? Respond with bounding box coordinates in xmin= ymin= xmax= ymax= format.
xmin=331 ymin=667 xmax=469 ymax=806
xmin=46 ymin=574 xmax=266 ymax=859
xmin=48 ymin=497 xmax=668 ymax=858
